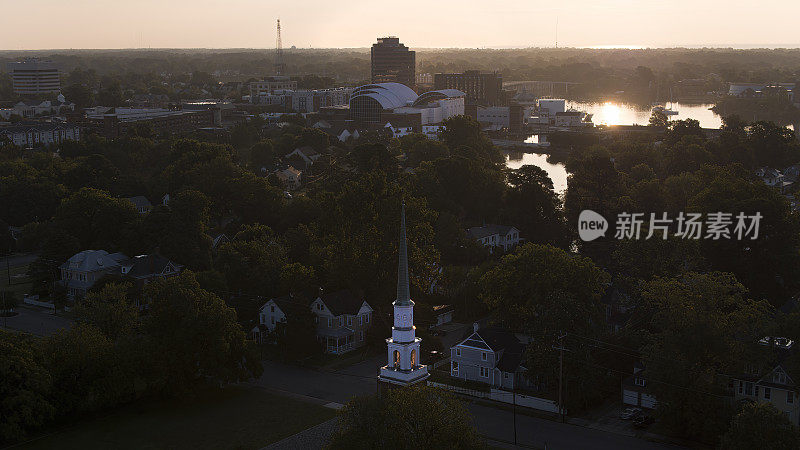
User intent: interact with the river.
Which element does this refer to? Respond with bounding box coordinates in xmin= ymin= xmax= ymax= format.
xmin=505 ymin=151 xmax=569 ymax=196
xmin=567 ymin=101 xmax=722 ymax=128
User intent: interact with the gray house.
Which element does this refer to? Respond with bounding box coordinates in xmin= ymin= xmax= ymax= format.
xmin=450 ymin=324 xmax=527 ymax=390
xmin=59 ymin=250 xmax=129 ymax=300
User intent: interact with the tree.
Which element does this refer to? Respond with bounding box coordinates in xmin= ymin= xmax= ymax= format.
xmin=216 ymin=225 xmax=287 ymax=296
xmin=439 ymin=115 xmax=501 ymax=163
xmin=636 ymin=272 xmax=773 ymax=441
xmin=141 ymin=271 xmax=262 ymax=393
xmin=75 ymin=282 xmax=138 ymax=340
xmin=53 ymin=188 xmax=139 ymax=251
xmin=480 ymin=243 xmax=611 ymax=410
xmin=720 ymin=402 xmax=800 ymax=450
xmin=329 ymin=385 xmax=483 ymax=450
xmin=648 ymin=109 xmax=668 ymax=128
xmin=42 ymin=323 xmax=131 ymax=415
xmin=503 ymin=165 xmax=570 ymax=248
xmin=0 ymin=331 xmax=54 ymax=443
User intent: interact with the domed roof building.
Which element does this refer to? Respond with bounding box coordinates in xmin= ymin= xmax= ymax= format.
xmin=349 ymin=83 xmax=419 ymax=123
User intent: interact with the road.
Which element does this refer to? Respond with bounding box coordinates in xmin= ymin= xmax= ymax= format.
xmin=1 ymin=305 xmax=73 ymax=336
xmin=256 ymin=358 xmax=685 ymax=449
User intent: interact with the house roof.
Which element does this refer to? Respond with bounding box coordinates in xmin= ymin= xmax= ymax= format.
xmin=319 ymin=289 xmax=365 ymax=316
xmin=60 ymin=250 xmax=128 ymax=271
xmin=269 ymin=293 xmax=314 ymax=317
xmin=124 ymin=196 xmax=152 ymax=209
xmin=466 ymin=224 xmax=516 ymax=240
xmin=121 ymin=253 xmax=180 ymax=278
xmin=295 ymin=146 xmax=320 ymax=157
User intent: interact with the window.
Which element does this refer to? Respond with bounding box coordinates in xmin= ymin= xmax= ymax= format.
xmin=775 ymin=372 xmax=788 ymax=384
xmin=480 ymin=367 xmax=489 ymax=378
xmin=745 ymin=382 xmax=753 ymax=396
xmin=504 ymin=373 xmax=509 ymax=379
xmin=738 ymin=381 xmax=743 ymax=394
xmin=755 ymin=386 xmax=759 ymax=397
xmin=456 ymin=348 xmax=461 ymax=357
xmin=635 ymin=377 xmax=646 ymax=387
xmin=271 ymin=306 xmax=275 ymax=312
xmin=366 ymin=314 xmax=370 ymax=323
xmin=764 ymin=387 xmax=771 ymax=400
xmin=481 ymin=352 xmax=487 ymax=361
xmin=452 ymin=361 xmax=459 ymax=374
xmin=359 ymin=331 xmax=364 ymax=341
xmin=789 ymin=392 xmax=795 ymax=404
xmin=359 ymin=315 xmax=363 ymax=325
xmin=327 ymin=318 xmax=332 ymax=327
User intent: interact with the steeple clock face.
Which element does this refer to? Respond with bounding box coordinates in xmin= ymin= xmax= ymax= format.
xmin=395 ymin=312 xmax=410 ymax=326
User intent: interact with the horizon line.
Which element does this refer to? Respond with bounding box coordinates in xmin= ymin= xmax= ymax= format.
xmin=2 ymin=44 xmax=800 ymax=52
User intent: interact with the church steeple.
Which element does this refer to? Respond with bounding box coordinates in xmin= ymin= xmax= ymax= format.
xmin=395 ymin=201 xmax=412 ymax=306
xmin=377 ymin=199 xmax=429 ymax=393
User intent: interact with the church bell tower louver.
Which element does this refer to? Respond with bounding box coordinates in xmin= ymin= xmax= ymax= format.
xmin=378 ymin=201 xmax=429 ymax=393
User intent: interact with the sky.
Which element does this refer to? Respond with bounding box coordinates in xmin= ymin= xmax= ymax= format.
xmin=2 ymin=0 xmax=799 ymax=50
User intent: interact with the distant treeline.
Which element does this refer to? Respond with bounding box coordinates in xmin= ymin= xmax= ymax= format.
xmin=1 ymin=48 xmax=799 ymax=101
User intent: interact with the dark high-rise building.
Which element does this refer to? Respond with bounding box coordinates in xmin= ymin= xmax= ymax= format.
xmin=371 ymin=37 xmax=415 ymax=88
xmin=434 ymin=70 xmax=504 ymax=106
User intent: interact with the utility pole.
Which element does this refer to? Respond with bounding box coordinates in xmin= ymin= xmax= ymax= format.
xmin=554 ymin=332 xmax=568 ymax=423
xmin=512 ymin=371 xmax=517 ymax=445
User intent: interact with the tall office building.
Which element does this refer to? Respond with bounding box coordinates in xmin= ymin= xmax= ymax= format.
xmin=8 ymin=59 xmax=61 ymax=96
xmin=434 ymin=70 xmax=504 ymax=106
xmin=371 ymin=37 xmax=415 ymax=89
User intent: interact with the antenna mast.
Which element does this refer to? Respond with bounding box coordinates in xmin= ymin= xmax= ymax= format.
xmin=274 ymin=19 xmax=286 ymax=76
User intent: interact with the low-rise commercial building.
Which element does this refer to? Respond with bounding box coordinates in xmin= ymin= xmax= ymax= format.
xmin=249 ymin=76 xmax=297 ymax=98
xmin=0 ymin=122 xmax=80 ymax=147
xmin=83 ymin=107 xmax=215 ymax=138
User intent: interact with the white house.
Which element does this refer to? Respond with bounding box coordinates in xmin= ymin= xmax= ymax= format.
xmin=466 ymin=224 xmax=521 ymax=253
xmin=254 ymin=289 xmax=374 ymax=354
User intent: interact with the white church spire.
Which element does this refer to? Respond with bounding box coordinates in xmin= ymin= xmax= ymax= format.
xmin=377 ymin=200 xmax=429 ymax=393
xmin=396 ymin=200 xmax=412 ymax=306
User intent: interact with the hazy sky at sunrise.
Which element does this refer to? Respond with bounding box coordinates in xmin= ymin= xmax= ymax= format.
xmin=2 ymin=0 xmax=799 ymax=49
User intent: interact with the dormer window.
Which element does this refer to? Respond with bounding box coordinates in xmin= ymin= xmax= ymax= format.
xmin=634 ymin=377 xmax=646 ymax=387
xmin=775 ymin=372 xmax=788 ymax=384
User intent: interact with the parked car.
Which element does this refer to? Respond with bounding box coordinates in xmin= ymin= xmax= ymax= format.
xmin=620 ymin=407 xmax=642 ymax=420
xmin=633 ymin=415 xmax=655 ymax=428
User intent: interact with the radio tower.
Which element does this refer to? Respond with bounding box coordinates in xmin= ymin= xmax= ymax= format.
xmin=274 ymin=19 xmax=286 ymax=76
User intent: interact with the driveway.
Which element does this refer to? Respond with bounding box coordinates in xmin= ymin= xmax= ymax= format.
xmin=1 ymin=305 xmax=73 ymax=336
xmin=257 ymin=358 xmax=685 ymax=449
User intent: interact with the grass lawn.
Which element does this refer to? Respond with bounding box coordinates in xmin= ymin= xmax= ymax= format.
xmin=21 ymin=386 xmax=337 ymax=450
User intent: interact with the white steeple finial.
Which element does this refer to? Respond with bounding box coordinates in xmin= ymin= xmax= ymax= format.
xmin=396 ymin=200 xmax=412 ymax=306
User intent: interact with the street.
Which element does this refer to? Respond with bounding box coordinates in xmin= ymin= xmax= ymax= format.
xmin=1 ymin=305 xmax=73 ymax=336
xmin=256 ymin=357 xmax=685 ymax=449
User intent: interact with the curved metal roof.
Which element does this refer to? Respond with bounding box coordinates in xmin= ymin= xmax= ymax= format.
xmin=350 ymin=83 xmax=418 ymax=110
xmin=412 ymin=89 xmax=466 ymax=106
